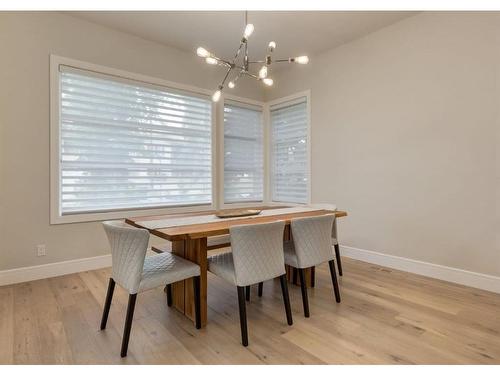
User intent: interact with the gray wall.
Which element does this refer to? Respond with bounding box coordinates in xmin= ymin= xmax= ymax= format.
xmin=267 ymin=12 xmax=500 ymax=277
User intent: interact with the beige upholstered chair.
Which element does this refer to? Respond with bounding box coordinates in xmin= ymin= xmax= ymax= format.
xmin=308 ymin=203 xmax=343 ymax=276
xmin=284 ymin=214 xmax=341 ymax=317
xmin=208 ymin=221 xmax=293 ymax=346
xmin=100 ymin=221 xmax=201 ymax=357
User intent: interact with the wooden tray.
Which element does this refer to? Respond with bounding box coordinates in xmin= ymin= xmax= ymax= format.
xmin=215 ymin=209 xmax=262 ymax=218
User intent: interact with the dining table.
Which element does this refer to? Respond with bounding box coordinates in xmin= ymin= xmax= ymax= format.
xmin=126 ymin=205 xmax=347 ymax=327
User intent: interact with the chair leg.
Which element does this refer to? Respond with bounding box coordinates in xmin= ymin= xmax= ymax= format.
xmin=298 ymin=269 xmax=310 ymax=317
xmin=237 ymin=286 xmax=249 ymax=346
xmin=279 ymin=275 xmax=293 ymax=325
xmin=258 ymin=282 xmax=263 ymax=297
xmin=292 ymin=267 xmax=298 ymax=285
xmin=245 ymin=285 xmax=251 ymax=302
xmin=165 ymin=284 xmax=173 ymax=307
xmin=193 ymin=276 xmax=201 ymax=329
xmin=328 ymin=260 xmax=341 ymax=303
xmin=120 ymin=293 xmax=137 ymax=358
xmin=100 ymin=278 xmax=115 ymax=330
xmin=334 ymin=244 xmax=343 ymax=276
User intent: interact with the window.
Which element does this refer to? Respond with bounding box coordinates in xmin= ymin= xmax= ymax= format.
xmin=270 ymin=96 xmax=310 ymax=204
xmin=58 ymin=66 xmax=212 ymax=215
xmin=223 ymin=101 xmax=264 ymax=203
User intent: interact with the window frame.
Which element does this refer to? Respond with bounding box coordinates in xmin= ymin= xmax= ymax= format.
xmin=50 ymin=55 xmax=310 ymax=224
xmin=266 ymin=90 xmax=312 ymax=206
xmin=218 ymin=94 xmax=266 ymax=209
xmin=50 ymin=55 xmax=218 ymax=224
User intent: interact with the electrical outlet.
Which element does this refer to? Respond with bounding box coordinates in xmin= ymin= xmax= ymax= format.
xmin=36 ymin=244 xmax=46 ymax=257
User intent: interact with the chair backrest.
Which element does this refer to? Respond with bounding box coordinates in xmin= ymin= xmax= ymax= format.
xmin=229 ymin=221 xmax=286 ymax=287
xmin=291 ymin=214 xmax=335 ymax=268
xmin=102 ymin=220 xmax=150 ymax=294
xmin=308 ymin=203 xmax=338 ymax=239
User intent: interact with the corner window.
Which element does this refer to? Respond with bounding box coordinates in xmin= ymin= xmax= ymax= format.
xmin=270 ymin=96 xmax=310 ymax=204
xmin=223 ymin=101 xmax=264 ymax=203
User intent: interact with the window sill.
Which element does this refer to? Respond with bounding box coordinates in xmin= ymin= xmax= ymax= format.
xmin=50 ymin=204 xmax=215 ymax=225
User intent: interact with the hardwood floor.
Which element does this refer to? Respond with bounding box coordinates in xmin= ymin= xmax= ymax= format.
xmin=1 ymin=257 xmax=499 ymax=364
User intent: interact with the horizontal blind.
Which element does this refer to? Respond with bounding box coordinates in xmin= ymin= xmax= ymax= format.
xmin=224 ymin=102 xmax=263 ymax=203
xmin=59 ymin=68 xmax=212 ymax=214
xmin=270 ymin=97 xmax=309 ymax=204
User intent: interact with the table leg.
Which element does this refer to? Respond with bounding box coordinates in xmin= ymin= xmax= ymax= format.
xmin=170 ymin=238 xmax=208 ymax=327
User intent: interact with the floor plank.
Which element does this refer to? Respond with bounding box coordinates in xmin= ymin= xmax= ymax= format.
xmin=2 ymin=257 xmax=500 ymax=364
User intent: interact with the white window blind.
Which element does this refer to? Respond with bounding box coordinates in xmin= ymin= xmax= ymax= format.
xmin=59 ymin=67 xmax=212 ymax=214
xmin=223 ymin=101 xmax=263 ymax=203
xmin=270 ymin=97 xmax=309 ymax=204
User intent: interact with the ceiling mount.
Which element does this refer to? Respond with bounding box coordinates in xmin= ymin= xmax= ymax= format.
xmin=196 ymin=11 xmax=309 ymax=102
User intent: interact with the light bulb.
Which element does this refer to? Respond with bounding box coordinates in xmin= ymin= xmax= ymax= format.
xmin=196 ymin=47 xmax=210 ymax=57
xmin=205 ymin=57 xmax=218 ymax=65
xmin=295 ymin=56 xmax=309 ymax=64
xmin=259 ymin=66 xmax=268 ymax=79
xmin=228 ymin=81 xmax=235 ymax=89
xmin=212 ymin=90 xmax=222 ymax=102
xmin=262 ymin=78 xmax=274 ymax=86
xmin=268 ymin=41 xmax=276 ymax=51
xmin=243 ymin=23 xmax=254 ymax=39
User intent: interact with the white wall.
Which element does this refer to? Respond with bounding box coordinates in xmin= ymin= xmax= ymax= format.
xmin=268 ymin=12 xmax=500 ymax=277
xmin=0 ymin=12 xmax=262 ymax=271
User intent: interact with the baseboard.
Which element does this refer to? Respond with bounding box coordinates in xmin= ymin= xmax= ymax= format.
xmin=340 ymin=245 xmax=500 ymax=294
xmin=0 ymin=254 xmax=112 ymax=286
xmin=2 ymin=247 xmax=499 ymax=294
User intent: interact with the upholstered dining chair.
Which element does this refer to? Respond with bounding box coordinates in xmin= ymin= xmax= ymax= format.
xmin=208 ymin=221 xmax=293 ymax=346
xmin=100 ymin=221 xmax=202 ymax=357
xmin=284 ymin=214 xmax=341 ymax=317
xmin=308 ymin=203 xmax=343 ymax=276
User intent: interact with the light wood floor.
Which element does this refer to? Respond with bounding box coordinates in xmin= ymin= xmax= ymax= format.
xmin=1 ymin=257 xmax=499 ymax=364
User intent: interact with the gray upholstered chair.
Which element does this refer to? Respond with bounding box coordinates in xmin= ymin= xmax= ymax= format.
xmin=100 ymin=221 xmax=201 ymax=357
xmin=208 ymin=221 xmax=293 ymax=346
xmin=284 ymin=214 xmax=341 ymax=317
xmin=308 ymin=203 xmax=343 ymax=276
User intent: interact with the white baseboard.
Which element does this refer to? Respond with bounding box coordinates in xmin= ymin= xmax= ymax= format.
xmin=340 ymin=245 xmax=500 ymax=294
xmin=1 ymin=247 xmax=499 ymax=294
xmin=0 ymin=254 xmax=112 ymax=286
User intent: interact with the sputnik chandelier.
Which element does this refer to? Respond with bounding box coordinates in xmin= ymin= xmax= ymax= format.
xmin=196 ymin=11 xmax=309 ymax=102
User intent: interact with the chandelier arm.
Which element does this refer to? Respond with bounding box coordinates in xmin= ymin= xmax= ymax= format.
xmin=248 ymin=60 xmax=266 ymax=64
xmin=274 ymin=58 xmax=292 ymax=63
xmin=243 ymin=71 xmax=259 ymax=80
xmin=232 ymin=41 xmax=245 ymax=62
xmin=219 ymin=66 xmax=233 ymax=87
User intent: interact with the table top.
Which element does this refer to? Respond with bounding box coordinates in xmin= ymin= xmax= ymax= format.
xmin=126 ymin=206 xmax=347 ymax=241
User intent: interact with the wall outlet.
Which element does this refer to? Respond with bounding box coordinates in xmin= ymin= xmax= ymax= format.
xmin=36 ymin=244 xmax=46 ymax=257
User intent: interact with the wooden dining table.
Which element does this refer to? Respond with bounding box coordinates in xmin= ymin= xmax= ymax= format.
xmin=126 ymin=206 xmax=347 ymax=327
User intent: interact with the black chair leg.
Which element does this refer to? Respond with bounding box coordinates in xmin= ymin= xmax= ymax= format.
xmin=334 ymin=244 xmax=343 ymax=276
xmin=328 ymin=260 xmax=341 ymax=303
xmin=193 ymin=276 xmax=201 ymax=329
xmin=165 ymin=284 xmax=173 ymax=307
xmin=279 ymin=274 xmax=293 ymax=325
xmin=100 ymin=278 xmax=115 ymax=330
xmin=298 ymin=269 xmax=310 ymax=317
xmin=292 ymin=267 xmax=298 ymax=285
xmin=237 ymin=286 xmax=249 ymax=346
xmin=245 ymin=285 xmax=251 ymax=301
xmin=258 ymin=282 xmax=263 ymax=297
xmin=120 ymin=293 xmax=137 ymax=357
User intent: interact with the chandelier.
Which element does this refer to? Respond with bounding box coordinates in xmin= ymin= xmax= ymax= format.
xmin=196 ymin=11 xmax=309 ymax=102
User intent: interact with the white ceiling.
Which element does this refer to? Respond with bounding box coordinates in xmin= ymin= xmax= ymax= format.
xmin=68 ymin=11 xmax=415 ymax=63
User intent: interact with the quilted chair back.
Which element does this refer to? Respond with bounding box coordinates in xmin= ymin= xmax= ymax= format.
xmin=229 ymin=221 xmax=286 ymax=287
xmin=291 ymin=214 xmax=335 ymax=269
xmin=103 ymin=221 xmax=150 ymax=294
xmin=308 ymin=203 xmax=338 ymax=239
